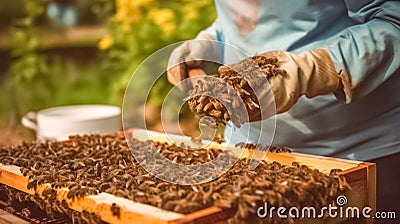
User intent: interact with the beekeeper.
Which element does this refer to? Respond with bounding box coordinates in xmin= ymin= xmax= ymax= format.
xmin=167 ymin=0 xmax=400 ymax=214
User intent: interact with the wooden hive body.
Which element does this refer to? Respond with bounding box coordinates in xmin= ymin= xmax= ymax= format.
xmin=0 ymin=129 xmax=376 ymax=223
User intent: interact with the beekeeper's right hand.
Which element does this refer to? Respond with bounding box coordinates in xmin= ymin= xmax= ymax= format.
xmin=167 ymin=34 xmax=219 ymax=91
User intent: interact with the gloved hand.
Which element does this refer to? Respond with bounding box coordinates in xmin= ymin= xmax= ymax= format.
xmin=218 ymin=49 xmax=340 ymax=122
xmin=167 ymin=34 xmax=219 ymax=91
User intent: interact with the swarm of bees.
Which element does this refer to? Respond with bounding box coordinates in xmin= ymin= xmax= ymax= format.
xmin=187 ymin=55 xmax=287 ymax=127
xmin=0 ymin=134 xmax=349 ymax=224
xmin=235 ymin=142 xmax=292 ymax=153
xmin=0 ymin=183 xmax=100 ymax=224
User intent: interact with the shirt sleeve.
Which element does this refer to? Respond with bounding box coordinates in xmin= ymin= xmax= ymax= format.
xmin=326 ymin=0 xmax=400 ymax=102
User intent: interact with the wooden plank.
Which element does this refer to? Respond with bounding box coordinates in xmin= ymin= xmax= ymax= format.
xmin=64 ymin=192 xmax=183 ymax=224
xmin=0 ymin=209 xmax=30 ymax=224
xmin=0 ymin=165 xmax=33 ymax=195
xmin=367 ymin=163 xmax=376 ymax=214
xmin=342 ymin=162 xmax=376 ymax=214
xmin=0 ymin=26 xmax=108 ymax=50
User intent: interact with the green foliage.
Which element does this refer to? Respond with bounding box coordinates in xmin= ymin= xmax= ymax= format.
xmin=0 ymin=0 xmax=217 ymax=124
xmin=6 ymin=0 xmax=52 ymax=116
xmin=100 ymin=0 xmax=217 ymax=106
xmin=0 ymin=0 xmax=24 ymax=29
xmin=3 ymin=0 xmax=113 ymax=118
xmin=24 ymin=0 xmax=48 ymax=19
xmin=91 ymin=0 xmax=116 ymax=22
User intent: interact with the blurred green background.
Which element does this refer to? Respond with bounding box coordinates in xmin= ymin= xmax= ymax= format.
xmin=0 ymin=0 xmax=216 ymax=144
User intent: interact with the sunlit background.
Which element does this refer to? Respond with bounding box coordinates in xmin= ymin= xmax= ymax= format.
xmin=0 ymin=0 xmax=217 ymax=145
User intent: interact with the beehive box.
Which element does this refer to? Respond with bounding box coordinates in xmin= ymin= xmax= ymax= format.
xmin=0 ymin=129 xmax=375 ymax=223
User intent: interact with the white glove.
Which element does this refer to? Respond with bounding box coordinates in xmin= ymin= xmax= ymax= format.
xmin=167 ymin=34 xmax=219 ymax=90
xmin=264 ymin=49 xmax=339 ymax=113
xmin=219 ymin=49 xmax=340 ymax=122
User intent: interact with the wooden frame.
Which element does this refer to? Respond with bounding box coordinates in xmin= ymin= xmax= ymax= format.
xmin=0 ymin=129 xmax=376 ymax=223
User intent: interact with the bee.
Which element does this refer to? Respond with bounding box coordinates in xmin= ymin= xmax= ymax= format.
xmin=44 ymin=203 xmax=57 ymax=218
xmin=337 ymin=175 xmax=349 ymax=190
xmin=71 ymin=211 xmax=82 ymax=224
xmin=27 ymin=180 xmax=38 ymax=191
xmin=268 ymin=146 xmax=278 ymax=153
xmin=21 ymin=208 xmax=31 ymax=217
xmin=67 ymin=173 xmax=76 ymax=181
xmin=202 ymin=101 xmax=214 ymax=112
xmin=51 ymin=201 xmax=64 ymax=215
xmin=80 ymin=210 xmax=91 ymax=223
xmin=14 ymin=191 xmax=27 ymax=202
xmin=245 ymin=98 xmax=260 ymax=110
xmin=67 ymin=185 xmax=81 ymax=200
xmin=249 ymin=144 xmax=258 ymax=150
xmin=329 ymin=181 xmax=340 ymax=197
xmin=171 ymin=199 xmax=187 ymax=213
xmin=65 ymin=181 xmax=79 ymax=189
xmin=329 ymin=168 xmax=343 ymax=176
xmin=32 ymin=161 xmax=44 ymax=170
xmin=111 ymin=203 xmax=121 ymax=218
xmin=51 ymin=181 xmax=66 ymax=189
xmin=89 ymin=212 xmax=103 ymax=224
xmin=113 ymin=189 xmax=129 ymax=198
xmin=111 ymin=169 xmax=124 ymax=176
xmin=274 ymin=146 xmax=292 ymax=153
xmin=124 ymin=178 xmax=135 ymax=190
xmin=212 ymin=136 xmax=225 ymax=144
xmin=94 ymin=163 xmax=102 ymax=177
xmin=12 ymin=158 xmax=29 ymax=167
xmin=271 ymin=161 xmax=282 ymax=170
xmin=190 ymin=137 xmax=202 ymax=145
xmin=59 ymin=200 xmax=71 ymax=215
xmin=32 ymin=174 xmax=52 ymax=185
xmin=78 ymin=180 xmax=90 ymax=187
xmin=4 ymin=206 xmax=16 ymax=214
xmin=300 ymin=164 xmax=309 ymax=171
xmin=74 ymin=188 xmax=89 ymax=199
xmin=235 ymin=142 xmax=246 ymax=148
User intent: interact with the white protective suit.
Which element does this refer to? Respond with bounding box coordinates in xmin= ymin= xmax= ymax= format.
xmin=200 ymin=0 xmax=400 ymax=161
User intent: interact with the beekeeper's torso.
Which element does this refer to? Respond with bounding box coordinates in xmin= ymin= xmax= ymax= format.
xmin=206 ymin=0 xmax=400 ymax=160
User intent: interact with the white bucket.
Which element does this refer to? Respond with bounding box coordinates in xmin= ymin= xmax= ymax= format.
xmin=21 ymin=105 xmax=121 ymax=141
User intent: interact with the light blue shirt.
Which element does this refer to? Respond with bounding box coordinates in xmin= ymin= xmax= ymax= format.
xmin=201 ymin=0 xmax=400 ymax=160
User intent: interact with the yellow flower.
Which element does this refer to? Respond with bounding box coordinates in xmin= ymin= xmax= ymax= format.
xmin=115 ymin=0 xmax=128 ymax=9
xmin=196 ymin=0 xmax=213 ymax=7
xmin=122 ymin=22 xmax=132 ymax=31
xmin=184 ymin=5 xmax=198 ymax=20
xmin=135 ymin=0 xmax=155 ymax=9
xmin=113 ymin=9 xmax=127 ymax=22
xmin=98 ymin=36 xmax=113 ymax=50
xmin=116 ymin=0 xmax=155 ymax=11
xmin=114 ymin=0 xmax=156 ymax=25
xmin=149 ymin=8 xmax=175 ymax=36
